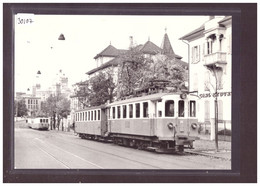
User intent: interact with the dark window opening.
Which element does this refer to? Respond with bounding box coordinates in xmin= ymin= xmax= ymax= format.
xmin=129 ymin=104 xmax=133 ymax=118
xmin=143 ymin=102 xmax=148 ymax=118
xmin=165 ymin=100 xmax=174 ymax=117
xmin=123 ymin=105 xmax=127 ymax=118
xmin=135 ymin=103 xmax=140 ymax=118
xmin=112 ymin=107 xmax=115 ymax=119
xmin=178 ymin=100 xmax=185 ymax=117
xmin=189 ymin=101 xmax=196 ymax=117
xmin=117 ymin=106 xmax=121 ymax=119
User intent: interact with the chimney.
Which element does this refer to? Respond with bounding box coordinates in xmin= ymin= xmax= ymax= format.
xmin=209 ymin=16 xmax=215 ymax=20
xmin=129 ymin=36 xmax=134 ymax=49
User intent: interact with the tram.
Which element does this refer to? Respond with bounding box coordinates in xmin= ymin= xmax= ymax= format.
xmin=27 ymin=117 xmax=50 ymax=130
xmin=75 ymin=92 xmax=200 ymax=153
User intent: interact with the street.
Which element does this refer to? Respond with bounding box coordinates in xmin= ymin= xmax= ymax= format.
xmin=15 ymin=121 xmax=231 ymax=169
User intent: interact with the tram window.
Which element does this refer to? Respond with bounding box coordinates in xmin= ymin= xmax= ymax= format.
xmin=178 ymin=100 xmax=185 ymax=117
xmin=123 ymin=105 xmax=127 ymax=118
xmin=135 ymin=103 xmax=140 ymax=118
xmin=143 ymin=102 xmax=148 ymax=118
xmin=112 ymin=107 xmax=115 ymax=119
xmin=117 ymin=106 xmax=121 ymax=119
xmin=189 ymin=101 xmax=196 ymax=117
xmin=83 ymin=112 xmax=85 ymax=121
xmin=85 ymin=112 xmax=87 ymax=121
xmin=80 ymin=113 xmax=82 ymax=121
xmin=108 ymin=108 xmax=111 ymax=119
xmin=129 ymin=104 xmax=133 ymax=118
xmin=94 ymin=110 xmax=97 ymax=121
xmin=43 ymin=119 xmax=45 ymax=122
xmin=91 ymin=111 xmax=93 ymax=121
xmin=40 ymin=119 xmax=42 ymax=122
xmin=88 ymin=111 xmax=90 ymax=121
xmin=46 ymin=119 xmax=48 ymax=123
xmin=165 ymin=100 xmax=174 ymax=117
xmin=98 ymin=110 xmax=101 ymax=120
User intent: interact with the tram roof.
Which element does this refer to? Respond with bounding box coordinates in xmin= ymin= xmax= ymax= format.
xmin=107 ymin=92 xmax=181 ymax=106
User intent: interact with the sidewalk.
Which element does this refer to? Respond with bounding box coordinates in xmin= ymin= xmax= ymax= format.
xmin=187 ymin=139 xmax=231 ymax=161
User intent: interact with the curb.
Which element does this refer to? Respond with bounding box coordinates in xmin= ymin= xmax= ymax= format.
xmin=185 ymin=150 xmax=231 ymax=161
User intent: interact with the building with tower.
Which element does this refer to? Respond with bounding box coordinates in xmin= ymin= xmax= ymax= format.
xmin=86 ymin=30 xmax=188 ymax=81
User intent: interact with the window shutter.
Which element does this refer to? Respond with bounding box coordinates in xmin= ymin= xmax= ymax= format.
xmin=198 ymin=45 xmax=200 ymax=61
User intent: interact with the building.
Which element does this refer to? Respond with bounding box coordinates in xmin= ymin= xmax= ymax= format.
xmin=15 ymin=92 xmax=41 ymax=117
xmin=86 ymin=31 xmax=188 ymax=83
xmin=179 ymin=16 xmax=232 ymax=140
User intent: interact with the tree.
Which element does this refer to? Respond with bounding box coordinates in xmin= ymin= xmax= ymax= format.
xmin=117 ymin=48 xmax=153 ymax=97
xmin=74 ymin=71 xmax=116 ymax=107
xmin=117 ymin=51 xmax=188 ymax=98
xmin=204 ymin=65 xmax=224 ymax=152
xmin=14 ymin=99 xmax=28 ymax=117
xmin=41 ymin=94 xmax=70 ymax=130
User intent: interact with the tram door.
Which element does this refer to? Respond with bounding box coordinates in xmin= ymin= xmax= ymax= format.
xmin=101 ymin=108 xmax=108 ymax=136
xmin=177 ymin=100 xmax=187 ymax=134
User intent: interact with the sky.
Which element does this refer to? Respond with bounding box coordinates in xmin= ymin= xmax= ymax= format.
xmin=14 ymin=14 xmax=209 ymax=93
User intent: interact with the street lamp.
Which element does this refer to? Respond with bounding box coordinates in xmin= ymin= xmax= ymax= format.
xmin=58 ymin=33 xmax=65 ymax=41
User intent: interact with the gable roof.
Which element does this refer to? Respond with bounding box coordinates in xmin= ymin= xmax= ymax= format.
xmin=179 ymin=24 xmax=205 ymax=41
xmin=94 ymin=45 xmax=122 ymax=59
xmin=86 ymin=57 xmax=121 ymax=75
xmin=139 ymin=41 xmax=162 ymax=54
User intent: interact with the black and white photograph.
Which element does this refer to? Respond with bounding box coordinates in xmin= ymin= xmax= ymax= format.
xmin=3 ymin=2 xmax=257 ymax=183
xmin=14 ymin=13 xmax=232 ymax=170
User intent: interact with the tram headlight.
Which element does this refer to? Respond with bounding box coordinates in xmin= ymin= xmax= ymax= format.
xmin=167 ymin=123 xmax=174 ymax=130
xmin=191 ymin=123 xmax=198 ymax=130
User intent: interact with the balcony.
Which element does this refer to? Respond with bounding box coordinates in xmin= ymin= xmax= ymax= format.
xmin=204 ymin=52 xmax=227 ymax=67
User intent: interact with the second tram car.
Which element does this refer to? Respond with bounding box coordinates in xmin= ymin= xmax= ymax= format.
xmin=75 ymin=92 xmax=200 ymax=153
xmin=27 ymin=117 xmax=50 ymax=130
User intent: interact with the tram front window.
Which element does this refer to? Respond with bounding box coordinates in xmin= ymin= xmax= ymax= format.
xmin=165 ymin=100 xmax=174 ymax=117
xmin=178 ymin=100 xmax=184 ymax=117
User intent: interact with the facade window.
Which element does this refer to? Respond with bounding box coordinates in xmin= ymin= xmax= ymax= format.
xmin=28 ymin=100 xmax=30 ymax=104
xmin=143 ymin=102 xmax=148 ymax=118
xmin=193 ymin=73 xmax=198 ymax=91
xmin=117 ymin=106 xmax=121 ymax=119
xmin=178 ymin=100 xmax=185 ymax=117
xmin=192 ymin=45 xmax=200 ymax=63
xmin=189 ymin=101 xmax=196 ymax=117
xmin=135 ymin=103 xmax=140 ymax=118
xmin=123 ymin=105 xmax=127 ymax=118
xmin=165 ymin=100 xmax=174 ymax=117
xmin=129 ymin=104 xmax=133 ymax=118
